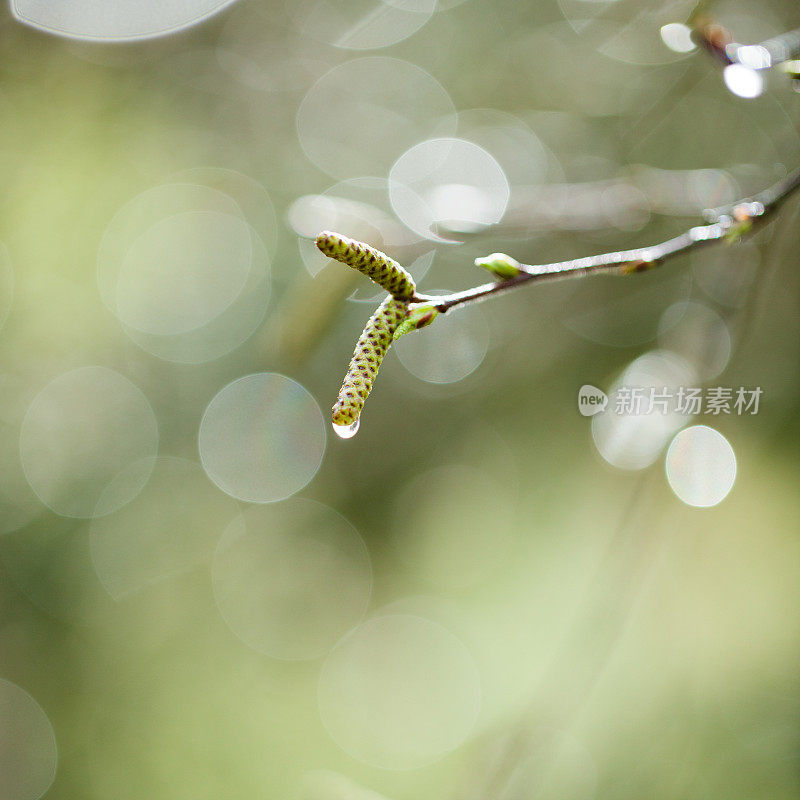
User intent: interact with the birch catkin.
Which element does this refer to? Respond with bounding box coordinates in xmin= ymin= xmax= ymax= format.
xmin=331 ymin=296 xmax=408 ymax=425
xmin=316 ymin=231 xmax=416 ymax=300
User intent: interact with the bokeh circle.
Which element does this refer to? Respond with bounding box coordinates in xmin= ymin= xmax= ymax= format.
xmin=318 ymin=614 xmax=481 ymax=769
xmin=0 ymin=678 xmax=57 ymax=800
xmin=19 ymin=367 xmax=158 ymax=518
xmin=198 ymin=373 xmax=325 ymax=503
xmin=12 ymin=0 xmax=241 ymax=41
xmin=666 ymin=425 xmax=737 ymax=507
xmin=213 ymin=499 xmax=372 ymax=660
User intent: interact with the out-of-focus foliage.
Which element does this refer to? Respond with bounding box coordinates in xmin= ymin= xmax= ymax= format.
xmin=0 ymin=1 xmax=798 ymax=799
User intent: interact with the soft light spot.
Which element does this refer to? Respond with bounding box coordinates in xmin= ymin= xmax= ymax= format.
xmin=394 ymin=305 xmax=489 ymax=384
xmin=666 ymin=425 xmax=736 ymax=507
xmin=120 ymin=225 xmax=270 ymax=364
xmin=660 ymin=23 xmax=696 ymax=53
xmin=736 ymin=45 xmax=772 ymax=70
xmin=289 ymin=177 xmax=419 ymax=247
xmin=115 ymin=210 xmax=253 ymax=336
xmin=89 ymin=457 xmax=238 ymax=599
xmin=290 ymin=0 xmax=436 ymax=51
xmin=0 ymin=679 xmax=57 ymax=800
xmin=723 ymin=64 xmax=764 ymax=98
xmin=558 ymin=0 xmax=698 ymax=65
xmin=318 ymin=615 xmax=481 ymax=769
xmin=592 ymin=351 xmax=696 ymax=471
xmin=565 ymin=267 xmax=691 ymax=348
xmin=98 ymin=183 xmax=249 ymax=335
xmin=12 ymin=0 xmax=240 ymax=41
xmin=389 ymin=138 xmax=510 ymax=241
xmin=198 ymin=373 xmax=325 ymax=503
xmin=213 ymin=499 xmax=371 ymax=660
xmin=691 ymin=240 xmax=759 ymax=308
xmin=19 ymin=367 xmax=158 ymax=518
xmin=297 ymin=58 xmax=456 ymax=180
xmin=658 ymin=301 xmax=731 ymax=381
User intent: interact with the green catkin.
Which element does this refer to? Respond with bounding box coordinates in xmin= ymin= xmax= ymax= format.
xmin=332 ymin=296 xmax=408 ymax=425
xmin=316 ymin=231 xmax=416 ymax=300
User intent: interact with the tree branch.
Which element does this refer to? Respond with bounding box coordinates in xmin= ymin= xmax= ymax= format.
xmin=413 ymin=166 xmax=800 ymax=314
xmin=317 ymin=167 xmax=800 ymax=432
xmin=693 ymin=17 xmax=800 ymax=70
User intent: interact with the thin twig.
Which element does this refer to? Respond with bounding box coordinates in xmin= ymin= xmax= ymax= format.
xmin=415 ymin=166 xmax=800 ymax=314
xmin=436 ymin=166 xmax=741 ymax=237
xmin=692 ymin=13 xmax=800 ymax=71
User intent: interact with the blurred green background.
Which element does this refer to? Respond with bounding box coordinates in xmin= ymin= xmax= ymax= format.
xmin=0 ymin=1 xmax=798 ymax=798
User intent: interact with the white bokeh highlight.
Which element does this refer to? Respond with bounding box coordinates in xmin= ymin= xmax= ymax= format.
xmin=660 ymin=23 xmax=696 ymax=54
xmin=12 ymin=0 xmax=240 ymax=41
xmin=389 ymin=138 xmax=510 ymax=241
xmin=592 ymin=351 xmax=696 ymax=471
xmin=198 ymin=373 xmax=325 ymax=503
xmin=0 ymin=679 xmax=57 ymax=800
xmin=213 ymin=499 xmax=371 ymax=660
xmin=19 ymin=367 xmax=158 ymax=518
xmin=724 ymin=64 xmax=764 ymax=99
xmin=666 ymin=425 xmax=737 ymax=507
xmin=318 ymin=614 xmax=481 ymax=769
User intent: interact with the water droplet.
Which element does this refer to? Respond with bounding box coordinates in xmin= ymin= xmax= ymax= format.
xmin=333 ymin=418 xmax=360 ymax=439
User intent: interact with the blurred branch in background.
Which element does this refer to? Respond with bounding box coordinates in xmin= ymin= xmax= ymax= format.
xmin=420 ymin=165 xmax=800 ymax=313
xmin=693 ymin=15 xmax=800 ymax=70
xmin=305 ymin=167 xmax=744 ymax=240
xmin=691 ymin=10 xmax=800 ymax=96
xmin=459 ymin=166 xmax=739 ymax=235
